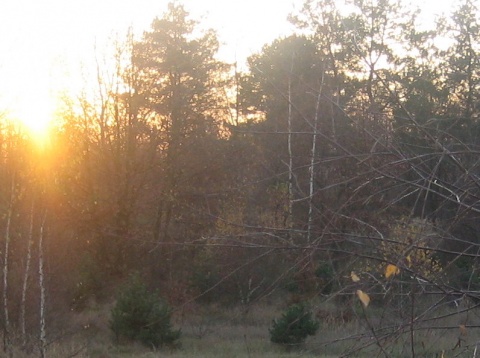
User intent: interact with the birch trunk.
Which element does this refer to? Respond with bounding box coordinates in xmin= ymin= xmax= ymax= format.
xmin=287 ymin=54 xmax=294 ymax=234
xmin=307 ymin=74 xmax=325 ymax=244
xmin=20 ymin=199 xmax=35 ymax=347
xmin=38 ymin=214 xmax=47 ymax=358
xmin=307 ymin=92 xmax=322 ymax=244
xmin=2 ymin=175 xmax=14 ymax=357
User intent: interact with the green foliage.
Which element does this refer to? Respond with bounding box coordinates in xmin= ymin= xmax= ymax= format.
xmin=110 ymin=274 xmax=180 ymax=348
xmin=269 ymin=304 xmax=319 ymax=347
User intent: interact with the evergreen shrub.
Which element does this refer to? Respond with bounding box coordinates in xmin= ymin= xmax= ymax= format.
xmin=270 ymin=303 xmax=319 ymax=347
xmin=110 ymin=274 xmax=180 ymax=348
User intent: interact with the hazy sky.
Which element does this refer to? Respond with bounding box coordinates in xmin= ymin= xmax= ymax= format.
xmin=0 ymin=0 xmax=454 ymax=128
xmin=0 ymin=0 xmax=300 ymax=126
xmin=0 ymin=0 xmax=299 ymax=84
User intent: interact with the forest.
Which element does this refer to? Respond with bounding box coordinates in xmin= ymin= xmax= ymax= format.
xmin=1 ymin=0 xmax=480 ymax=356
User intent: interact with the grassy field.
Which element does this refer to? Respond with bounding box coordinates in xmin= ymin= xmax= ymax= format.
xmin=12 ymin=298 xmax=480 ymax=357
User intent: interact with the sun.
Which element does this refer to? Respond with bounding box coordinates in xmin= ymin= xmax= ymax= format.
xmin=0 ymin=46 xmax=57 ymax=146
xmin=11 ymin=89 xmax=54 ymax=146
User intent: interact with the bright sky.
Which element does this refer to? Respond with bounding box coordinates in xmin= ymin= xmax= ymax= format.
xmin=0 ymin=0 xmax=300 ymax=136
xmin=0 ymin=0 xmax=454 ymax=138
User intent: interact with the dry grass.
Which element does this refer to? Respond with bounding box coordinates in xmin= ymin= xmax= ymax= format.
xmin=9 ymin=297 xmax=480 ymax=357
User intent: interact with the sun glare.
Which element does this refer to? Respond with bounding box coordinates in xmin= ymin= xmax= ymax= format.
xmin=11 ymin=90 xmax=54 ymax=145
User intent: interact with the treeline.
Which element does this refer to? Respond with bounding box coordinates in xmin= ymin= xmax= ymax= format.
xmin=1 ymin=0 xmax=480 ymax=353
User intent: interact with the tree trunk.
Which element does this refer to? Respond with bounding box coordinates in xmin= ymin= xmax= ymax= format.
xmin=2 ymin=174 xmax=14 ymax=357
xmin=287 ymin=54 xmax=294 ymax=236
xmin=20 ymin=199 xmax=35 ymax=348
xmin=307 ymin=88 xmax=323 ymax=244
xmin=38 ymin=213 xmax=47 ymax=358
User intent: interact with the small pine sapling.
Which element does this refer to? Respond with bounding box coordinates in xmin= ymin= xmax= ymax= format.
xmin=110 ymin=274 xmax=180 ymax=348
xmin=270 ymin=303 xmax=319 ymax=348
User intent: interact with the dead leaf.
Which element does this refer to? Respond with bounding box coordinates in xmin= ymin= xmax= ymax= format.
xmin=356 ymin=289 xmax=370 ymax=308
xmin=459 ymin=324 xmax=467 ymax=336
xmin=385 ymin=264 xmax=400 ymax=279
xmin=351 ymin=271 xmax=360 ymax=282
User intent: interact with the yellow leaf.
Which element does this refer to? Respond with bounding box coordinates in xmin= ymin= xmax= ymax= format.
xmin=406 ymin=255 xmax=412 ymax=267
xmin=351 ymin=271 xmax=360 ymax=282
xmin=356 ymin=290 xmax=370 ymax=308
xmin=385 ymin=264 xmax=400 ymax=279
xmin=459 ymin=324 xmax=467 ymax=336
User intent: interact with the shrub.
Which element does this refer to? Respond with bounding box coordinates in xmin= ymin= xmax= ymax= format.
xmin=110 ymin=274 xmax=180 ymax=348
xmin=269 ymin=303 xmax=319 ymax=347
